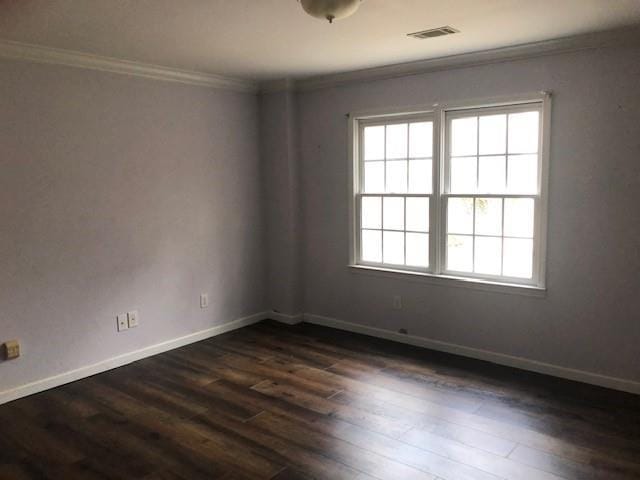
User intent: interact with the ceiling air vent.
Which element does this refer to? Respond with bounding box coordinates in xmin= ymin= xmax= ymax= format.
xmin=407 ymin=26 xmax=459 ymax=40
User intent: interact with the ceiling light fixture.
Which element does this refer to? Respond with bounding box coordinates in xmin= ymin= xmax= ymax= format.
xmin=299 ymin=0 xmax=363 ymax=23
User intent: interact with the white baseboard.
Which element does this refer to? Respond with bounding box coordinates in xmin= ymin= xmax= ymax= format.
xmin=269 ymin=311 xmax=304 ymax=325
xmin=0 ymin=311 xmax=269 ymax=406
xmin=304 ymin=313 xmax=640 ymax=396
xmin=4 ymin=310 xmax=637 ymax=405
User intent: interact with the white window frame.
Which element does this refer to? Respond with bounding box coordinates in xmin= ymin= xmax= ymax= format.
xmin=348 ymin=93 xmax=551 ymax=294
xmin=356 ymin=112 xmax=435 ymax=272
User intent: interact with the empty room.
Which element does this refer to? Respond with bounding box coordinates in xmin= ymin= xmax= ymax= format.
xmin=1 ymin=1 xmax=640 ymax=479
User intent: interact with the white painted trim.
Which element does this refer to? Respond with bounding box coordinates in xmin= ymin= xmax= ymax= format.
xmin=0 ymin=40 xmax=258 ymax=93
xmin=269 ymin=311 xmax=304 ymax=325
xmin=349 ymin=93 xmax=551 ymax=291
xmin=438 ymin=95 xmax=550 ymax=289
xmin=0 ymin=311 xmax=268 ymax=406
xmin=303 ymin=313 xmax=640 ymax=395
xmin=349 ymin=108 xmax=436 ymax=276
xmin=3 ymin=27 xmax=637 ymax=95
xmin=3 ymin=310 xmax=637 ymax=404
xmin=348 ymin=265 xmax=546 ymax=297
xmin=262 ymin=26 xmax=640 ymax=93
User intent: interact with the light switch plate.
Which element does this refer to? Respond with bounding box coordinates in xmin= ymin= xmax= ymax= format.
xmin=200 ymin=293 xmax=209 ymax=309
xmin=117 ymin=313 xmax=129 ymax=332
xmin=127 ymin=310 xmax=139 ymax=328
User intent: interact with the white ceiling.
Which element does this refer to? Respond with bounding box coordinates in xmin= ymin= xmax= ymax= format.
xmin=1 ymin=0 xmax=639 ymax=81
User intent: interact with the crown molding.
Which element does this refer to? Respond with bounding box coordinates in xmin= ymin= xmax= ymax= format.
xmin=259 ymin=78 xmax=296 ymax=94
xmin=283 ymin=26 xmax=640 ymax=92
xmin=3 ymin=25 xmax=638 ymax=95
xmin=0 ymin=39 xmax=258 ymax=93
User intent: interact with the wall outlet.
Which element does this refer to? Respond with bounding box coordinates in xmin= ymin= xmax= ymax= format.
xmin=127 ymin=310 xmax=139 ymax=328
xmin=3 ymin=340 xmax=20 ymax=360
xmin=200 ymin=293 xmax=209 ymax=309
xmin=117 ymin=313 xmax=129 ymax=332
xmin=393 ymin=295 xmax=403 ymax=310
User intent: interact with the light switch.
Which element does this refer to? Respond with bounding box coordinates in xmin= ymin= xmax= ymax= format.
xmin=117 ymin=313 xmax=129 ymax=332
xmin=127 ymin=310 xmax=139 ymax=328
xmin=200 ymin=294 xmax=209 ymax=309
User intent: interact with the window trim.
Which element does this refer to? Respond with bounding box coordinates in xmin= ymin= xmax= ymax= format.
xmin=348 ymin=92 xmax=552 ymax=292
xmin=357 ymin=113 xmax=435 ymax=272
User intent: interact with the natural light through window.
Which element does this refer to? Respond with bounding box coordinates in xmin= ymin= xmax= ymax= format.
xmin=360 ymin=119 xmax=433 ymax=268
xmin=352 ymin=96 xmax=549 ymax=289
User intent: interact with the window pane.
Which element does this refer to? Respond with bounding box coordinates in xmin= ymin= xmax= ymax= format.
xmin=503 ymin=238 xmax=533 ymax=278
xmin=361 ymin=196 xmax=382 ymax=229
xmin=475 ymin=236 xmax=502 ymax=275
xmin=508 ymin=111 xmax=539 ymax=154
xmin=383 ymin=231 xmax=404 ymax=265
xmin=504 ymin=198 xmax=535 ymax=238
xmin=447 ymin=197 xmax=473 ymax=234
xmin=406 ymin=233 xmax=429 ymax=267
xmin=447 ymin=235 xmax=473 ymax=272
xmin=408 ymin=159 xmax=432 ymax=194
xmin=451 ymin=117 xmax=478 ymax=156
xmin=478 ymin=156 xmax=506 ymax=193
xmin=479 ymin=114 xmax=507 ymax=155
xmin=359 ymin=107 xmax=543 ymax=283
xmin=361 ymin=229 xmax=382 ymax=263
xmin=383 ymin=197 xmax=404 ymax=230
xmin=475 ymin=198 xmax=502 ymax=236
xmin=386 ymin=161 xmax=407 ymax=193
xmin=450 ymin=156 xmax=477 ymax=193
xmin=386 ymin=124 xmax=408 ymax=159
xmin=406 ymin=197 xmax=429 ymax=232
xmin=507 ymin=154 xmax=538 ymax=193
xmin=364 ymin=126 xmax=385 ymax=160
xmin=409 ymin=122 xmax=433 ymax=158
xmin=364 ymin=161 xmax=384 ymax=193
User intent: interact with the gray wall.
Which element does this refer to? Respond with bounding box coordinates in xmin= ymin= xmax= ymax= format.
xmin=2 ymin=42 xmax=639 ymax=396
xmin=297 ymin=45 xmax=640 ymax=383
xmin=0 ymin=59 xmax=266 ymax=393
xmin=260 ymin=90 xmax=302 ymax=316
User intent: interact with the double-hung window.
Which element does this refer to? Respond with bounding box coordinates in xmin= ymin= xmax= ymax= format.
xmin=350 ymin=94 xmax=550 ymax=290
xmin=358 ymin=116 xmax=435 ymax=269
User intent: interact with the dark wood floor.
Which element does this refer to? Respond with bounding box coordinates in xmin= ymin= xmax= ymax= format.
xmin=1 ymin=320 xmax=640 ymax=480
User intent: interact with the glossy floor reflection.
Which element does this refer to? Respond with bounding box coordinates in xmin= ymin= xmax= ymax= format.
xmin=1 ymin=320 xmax=639 ymax=479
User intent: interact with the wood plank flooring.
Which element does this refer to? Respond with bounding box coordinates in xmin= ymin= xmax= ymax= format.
xmin=1 ymin=319 xmax=640 ymax=480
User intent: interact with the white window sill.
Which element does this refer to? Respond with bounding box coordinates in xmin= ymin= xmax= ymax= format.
xmin=348 ymin=264 xmax=547 ymax=298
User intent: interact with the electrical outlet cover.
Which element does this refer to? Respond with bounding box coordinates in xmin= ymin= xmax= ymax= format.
xmin=127 ymin=310 xmax=139 ymax=328
xmin=117 ymin=313 xmax=129 ymax=332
